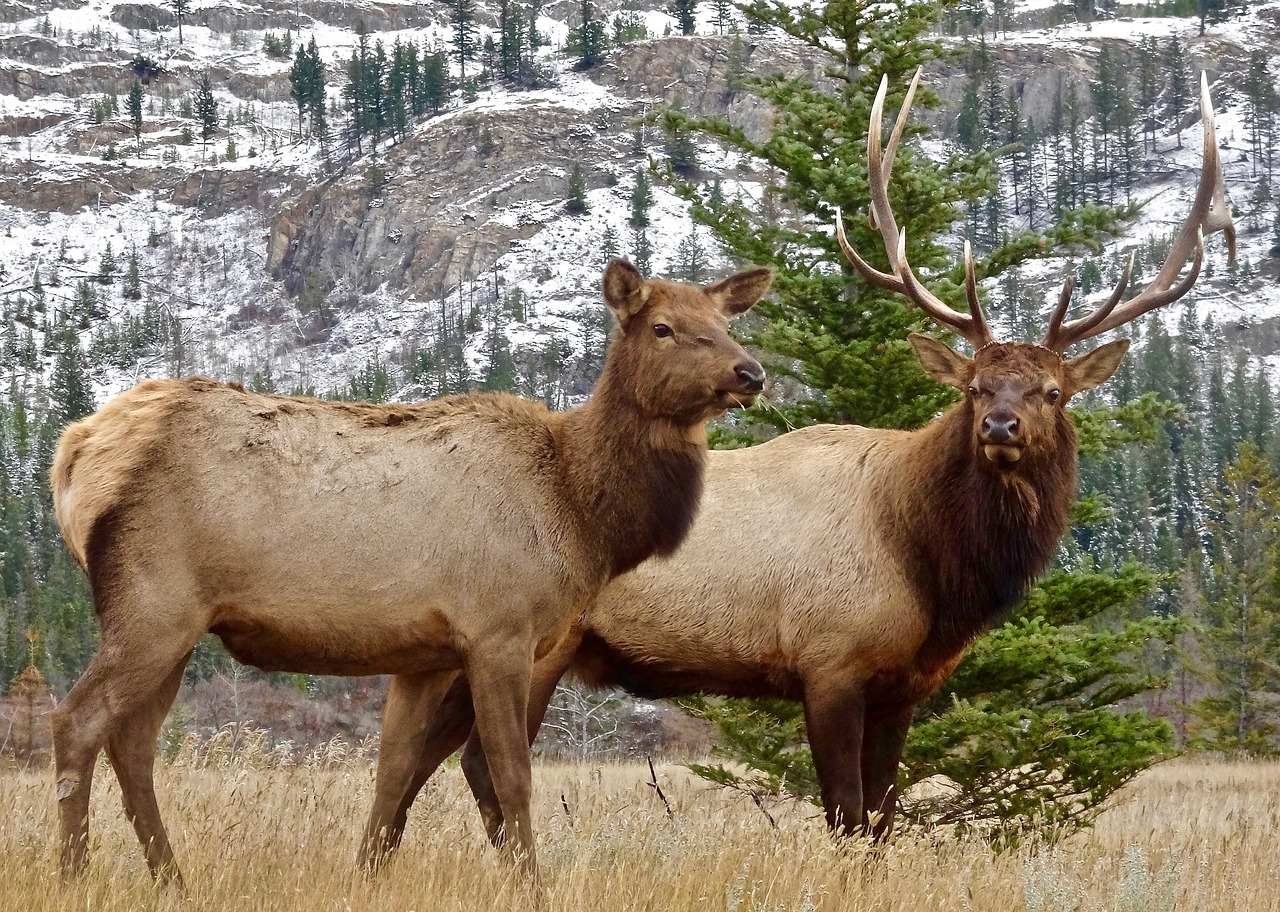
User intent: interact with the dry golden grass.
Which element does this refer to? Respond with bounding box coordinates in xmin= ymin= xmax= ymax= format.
xmin=2 ymin=755 xmax=1278 ymax=911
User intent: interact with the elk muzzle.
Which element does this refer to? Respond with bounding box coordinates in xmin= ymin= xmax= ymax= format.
xmin=735 ymin=361 xmax=766 ymax=393
xmin=980 ymin=408 xmax=1023 ymax=464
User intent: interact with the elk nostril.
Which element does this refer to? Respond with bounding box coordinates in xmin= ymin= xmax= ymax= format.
xmin=735 ymin=364 xmax=766 ymax=392
xmin=983 ymin=415 xmax=1017 ymax=443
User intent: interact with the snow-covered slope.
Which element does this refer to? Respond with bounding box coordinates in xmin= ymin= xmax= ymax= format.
xmin=0 ymin=0 xmax=1277 ymax=402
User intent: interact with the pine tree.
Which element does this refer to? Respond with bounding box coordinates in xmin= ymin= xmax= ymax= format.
xmin=290 ymin=37 xmax=326 ymax=138
xmin=629 ymin=226 xmax=652 ymax=274
xmin=565 ymin=163 xmax=588 ymax=213
xmin=445 ymin=0 xmax=479 ymax=83
xmin=497 ymin=0 xmax=525 ymax=83
xmin=1165 ymin=38 xmax=1190 ymax=150
xmin=668 ymin=0 xmax=698 ymax=35
xmin=712 ymin=0 xmax=733 ymax=34
xmin=1244 ymin=50 xmax=1277 ymax=181
xmin=601 ymin=224 xmax=619 ymax=263
xmin=569 ymin=0 xmax=607 ymax=69
xmin=126 ymin=79 xmax=144 ymax=152
xmin=674 ymin=228 xmax=707 ymax=283
xmin=123 ymin=246 xmax=142 ymax=300
xmin=1137 ymin=37 xmax=1159 ymax=154
xmin=1190 ymin=443 xmax=1280 ymax=754
xmin=194 ymin=72 xmax=218 ymax=157
xmin=629 ymin=168 xmax=652 ymax=227
xmin=97 ymin=242 xmax=116 ymax=285
xmin=669 ymin=0 xmax=1170 ymax=839
xmin=167 ymin=0 xmax=190 ymax=45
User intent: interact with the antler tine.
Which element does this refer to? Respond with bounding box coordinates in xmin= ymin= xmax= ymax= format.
xmin=837 ymin=71 xmax=994 ymax=351
xmin=1053 ymin=72 xmax=1234 ymax=349
xmin=962 ymin=240 xmax=992 ymax=346
xmin=1042 ymin=254 xmax=1134 ymax=351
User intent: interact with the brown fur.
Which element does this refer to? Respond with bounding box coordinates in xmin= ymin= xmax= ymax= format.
xmin=370 ymin=334 xmax=1132 ymax=850
xmin=47 ymin=260 xmax=771 ymax=886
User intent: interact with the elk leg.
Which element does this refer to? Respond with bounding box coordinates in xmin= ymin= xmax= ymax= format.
xmin=103 ymin=651 xmax=192 ymax=885
xmin=371 ymin=676 xmax=478 ymax=864
xmin=359 ymin=669 xmax=459 ymax=872
xmin=466 ymin=641 xmax=537 ymax=879
xmin=859 ymin=703 xmax=913 ymax=840
xmin=803 ymin=684 xmax=866 ymax=837
xmin=464 ymin=633 xmax=579 ymax=847
xmin=51 ymin=618 xmax=202 ymax=879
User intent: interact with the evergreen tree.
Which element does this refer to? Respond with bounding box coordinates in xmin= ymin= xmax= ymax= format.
xmin=630 ymin=226 xmax=652 ymax=275
xmin=126 ymin=79 xmax=144 ymax=151
xmin=668 ymin=0 xmax=1171 ymax=838
xmin=445 ymin=0 xmax=479 ymax=83
xmin=97 ymin=242 xmax=116 ymax=285
xmin=569 ymin=0 xmax=607 ymax=69
xmin=1190 ymin=443 xmax=1280 ymax=754
xmin=630 ymin=168 xmax=652 ymax=227
xmin=666 ymin=125 xmax=698 ymax=176
xmin=1165 ymin=38 xmax=1190 ymax=150
xmin=290 ymin=37 xmax=326 ymax=138
xmin=419 ymin=48 xmax=448 ymax=116
xmin=601 ymin=224 xmax=619 ymax=263
xmin=123 ymin=247 xmax=142 ymax=301
xmin=674 ymin=228 xmax=707 ymax=283
xmin=1244 ymin=50 xmax=1277 ymax=181
xmin=497 ymin=0 xmax=525 ymax=83
xmin=668 ymin=0 xmax=698 ymax=35
xmin=194 ymin=72 xmax=218 ymax=156
xmin=1137 ymin=37 xmax=1158 ymax=154
xmin=167 ymin=0 xmax=190 ymax=45
xmin=712 ymin=0 xmax=733 ymax=33
xmin=565 ymin=163 xmax=588 ymax=213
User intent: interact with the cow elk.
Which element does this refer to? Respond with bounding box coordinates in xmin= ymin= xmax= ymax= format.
xmin=369 ymin=70 xmax=1234 ymax=851
xmin=48 ymin=259 xmax=770 ymax=885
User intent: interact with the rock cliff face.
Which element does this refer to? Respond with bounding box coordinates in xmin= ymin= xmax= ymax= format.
xmin=267 ymin=35 xmax=798 ymax=304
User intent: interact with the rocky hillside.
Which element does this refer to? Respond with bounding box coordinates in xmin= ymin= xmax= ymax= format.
xmin=0 ymin=0 xmax=1278 ymax=400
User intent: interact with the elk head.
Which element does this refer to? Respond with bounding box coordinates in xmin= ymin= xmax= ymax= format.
xmin=602 ymin=259 xmax=771 ymax=424
xmin=837 ymin=70 xmax=1234 ymax=472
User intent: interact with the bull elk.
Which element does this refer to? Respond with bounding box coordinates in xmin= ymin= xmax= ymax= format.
xmin=365 ymin=70 xmax=1234 ymax=852
xmin=48 ymin=259 xmax=771 ymax=884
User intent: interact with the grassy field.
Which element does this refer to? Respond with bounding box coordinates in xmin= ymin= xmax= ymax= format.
xmin=2 ymin=755 xmax=1277 ymax=911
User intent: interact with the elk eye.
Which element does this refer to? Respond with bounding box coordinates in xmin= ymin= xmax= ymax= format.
xmin=967 ymin=386 xmax=978 ymax=398
xmin=653 ymin=323 xmax=673 ymax=338
xmin=1046 ymin=388 xmax=1061 ymax=404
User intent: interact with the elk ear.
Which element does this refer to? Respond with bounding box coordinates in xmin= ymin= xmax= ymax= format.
xmin=603 ymin=259 xmax=649 ymax=327
xmin=704 ymin=268 xmax=773 ymax=317
xmin=1064 ymin=338 xmax=1130 ymax=396
xmin=909 ymin=333 xmax=971 ymax=390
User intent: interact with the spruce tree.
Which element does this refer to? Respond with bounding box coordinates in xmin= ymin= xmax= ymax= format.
xmin=668 ymin=0 xmax=1172 ymax=839
xmin=668 ymin=0 xmax=698 ymax=35
xmin=1165 ymin=38 xmax=1190 ymax=150
xmin=445 ymin=0 xmax=479 ymax=84
xmin=569 ymin=0 xmax=607 ymax=69
xmin=1190 ymin=443 xmax=1280 ymax=754
xmin=194 ymin=72 xmax=218 ymax=157
xmin=629 ymin=168 xmax=652 ymax=227
xmin=167 ymin=0 xmax=189 ymax=45
xmin=565 ymin=163 xmax=588 ymax=213
xmin=127 ymin=79 xmax=144 ymax=152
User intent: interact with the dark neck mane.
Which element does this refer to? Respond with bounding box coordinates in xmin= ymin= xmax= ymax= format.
xmin=898 ymin=403 xmax=1077 ymax=666
xmin=559 ymin=368 xmax=707 ymax=581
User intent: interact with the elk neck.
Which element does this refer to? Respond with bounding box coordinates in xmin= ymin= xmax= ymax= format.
xmin=891 ymin=400 xmax=1078 ymax=666
xmin=555 ymin=367 xmax=708 ymax=582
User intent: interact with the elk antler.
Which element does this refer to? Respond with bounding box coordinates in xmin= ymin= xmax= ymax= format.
xmin=835 ymin=69 xmax=995 ymax=351
xmin=1041 ymin=72 xmax=1236 ymax=352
